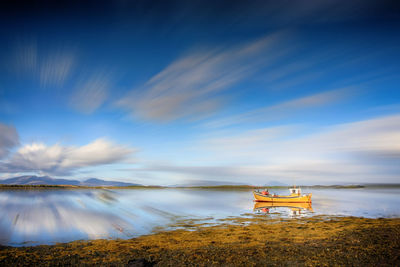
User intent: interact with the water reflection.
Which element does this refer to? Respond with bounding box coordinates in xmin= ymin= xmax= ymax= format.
xmin=94 ymin=189 xmax=118 ymax=204
xmin=0 ymin=187 xmax=399 ymax=246
xmin=0 ymin=189 xmax=252 ymax=246
xmin=0 ymin=190 xmax=133 ymax=246
xmin=253 ymin=202 xmax=313 ymax=216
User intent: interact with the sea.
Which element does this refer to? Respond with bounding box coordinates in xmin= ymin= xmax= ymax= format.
xmin=0 ymin=187 xmax=399 ymax=246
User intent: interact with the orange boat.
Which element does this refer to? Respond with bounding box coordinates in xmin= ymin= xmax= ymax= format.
xmin=253 ymin=186 xmax=312 ymax=203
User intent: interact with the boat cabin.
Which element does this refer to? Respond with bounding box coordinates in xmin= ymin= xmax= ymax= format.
xmin=289 ymin=187 xmax=301 ymax=195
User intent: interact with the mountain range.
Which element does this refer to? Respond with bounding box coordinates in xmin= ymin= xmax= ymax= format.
xmin=0 ymin=176 xmax=141 ymax=187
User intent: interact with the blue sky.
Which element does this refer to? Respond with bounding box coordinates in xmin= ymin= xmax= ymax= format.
xmin=0 ymin=0 xmax=399 ymax=185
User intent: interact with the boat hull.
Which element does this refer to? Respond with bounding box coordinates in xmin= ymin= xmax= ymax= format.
xmin=253 ymin=192 xmax=312 ymax=203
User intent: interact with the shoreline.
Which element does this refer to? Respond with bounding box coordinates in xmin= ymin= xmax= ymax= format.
xmin=1 ymin=215 xmax=399 ymax=266
xmin=2 ymin=184 xmax=399 ymax=190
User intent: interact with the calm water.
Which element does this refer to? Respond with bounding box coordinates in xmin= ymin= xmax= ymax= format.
xmin=0 ymin=187 xmax=399 ymax=246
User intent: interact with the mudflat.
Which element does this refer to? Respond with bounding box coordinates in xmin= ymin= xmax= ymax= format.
xmin=1 ymin=216 xmax=399 ymax=266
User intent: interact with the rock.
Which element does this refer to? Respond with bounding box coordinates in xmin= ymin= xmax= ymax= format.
xmin=127 ymin=258 xmax=155 ymax=267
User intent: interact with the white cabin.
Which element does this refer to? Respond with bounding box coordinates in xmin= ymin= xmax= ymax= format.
xmin=289 ymin=187 xmax=301 ymax=195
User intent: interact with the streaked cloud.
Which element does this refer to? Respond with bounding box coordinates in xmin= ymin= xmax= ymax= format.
xmin=69 ymin=72 xmax=112 ymax=114
xmin=12 ymin=42 xmax=75 ymax=88
xmin=0 ymin=138 xmax=134 ymax=176
xmin=204 ymin=88 xmax=353 ymax=128
xmin=267 ymin=88 xmax=350 ymax=111
xmin=128 ymin=114 xmax=400 ymax=184
xmin=13 ymin=41 xmax=38 ymax=74
xmin=293 ymin=115 xmax=400 ymax=158
xmin=117 ymin=32 xmax=291 ymax=121
xmin=0 ymin=123 xmax=19 ymax=159
xmin=39 ymin=50 xmax=75 ymax=88
xmin=203 ymin=114 xmax=400 ymax=162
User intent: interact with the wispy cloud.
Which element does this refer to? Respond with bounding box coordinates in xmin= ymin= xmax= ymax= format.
xmin=0 ymin=123 xmax=19 ymax=159
xmin=13 ymin=41 xmax=38 ymax=74
xmin=127 ymin=114 xmax=400 ymax=185
xmin=0 ymin=138 xmax=135 ymax=176
xmin=205 ymin=114 xmax=400 ymax=161
xmin=117 ymin=32 xmax=291 ymax=122
xmin=69 ymin=72 xmax=112 ymax=114
xmin=12 ymin=42 xmax=75 ymax=88
xmin=204 ymin=87 xmax=353 ymax=128
xmin=260 ymin=88 xmax=350 ymax=111
xmin=39 ymin=50 xmax=75 ymax=88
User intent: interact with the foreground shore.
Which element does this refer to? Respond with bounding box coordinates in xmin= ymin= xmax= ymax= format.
xmin=0 ymin=216 xmax=399 ymax=266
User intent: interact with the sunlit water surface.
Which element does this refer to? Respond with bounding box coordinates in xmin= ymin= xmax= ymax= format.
xmin=0 ymin=187 xmax=399 ymax=246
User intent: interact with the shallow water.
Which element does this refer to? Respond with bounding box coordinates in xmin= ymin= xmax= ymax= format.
xmin=0 ymin=187 xmax=399 ymax=246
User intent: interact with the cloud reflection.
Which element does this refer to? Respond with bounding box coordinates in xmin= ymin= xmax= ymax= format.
xmin=0 ymin=191 xmax=132 ymax=245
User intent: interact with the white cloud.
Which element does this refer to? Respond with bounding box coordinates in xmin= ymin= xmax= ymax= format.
xmin=0 ymin=123 xmax=19 ymax=159
xmin=0 ymin=138 xmax=134 ymax=176
xmin=117 ymin=32 xmax=291 ymax=121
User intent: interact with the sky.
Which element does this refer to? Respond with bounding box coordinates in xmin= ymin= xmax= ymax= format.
xmin=0 ymin=0 xmax=399 ymax=185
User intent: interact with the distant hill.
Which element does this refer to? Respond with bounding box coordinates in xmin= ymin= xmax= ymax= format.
xmin=80 ymin=178 xmax=139 ymax=187
xmin=0 ymin=176 xmax=81 ymax=186
xmin=169 ymin=179 xmax=288 ymax=187
xmin=262 ymin=180 xmax=288 ymax=186
xmin=169 ymin=180 xmax=248 ymax=187
xmin=0 ymin=175 xmax=141 ymax=187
